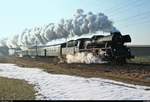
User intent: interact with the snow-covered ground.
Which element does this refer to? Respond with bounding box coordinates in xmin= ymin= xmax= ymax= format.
xmin=0 ymin=63 xmax=150 ymax=100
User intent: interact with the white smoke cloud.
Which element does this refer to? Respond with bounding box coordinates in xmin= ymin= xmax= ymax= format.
xmin=66 ymin=52 xmax=106 ymax=64
xmin=6 ymin=34 xmax=19 ymax=48
xmin=0 ymin=9 xmax=119 ymax=50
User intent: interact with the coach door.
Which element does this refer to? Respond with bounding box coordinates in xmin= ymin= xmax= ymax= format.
xmin=44 ymin=49 xmax=47 ymax=57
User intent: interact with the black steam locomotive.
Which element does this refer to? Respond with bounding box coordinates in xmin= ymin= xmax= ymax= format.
xmin=20 ymin=31 xmax=134 ymax=64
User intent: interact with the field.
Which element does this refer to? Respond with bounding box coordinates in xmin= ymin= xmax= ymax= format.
xmin=0 ymin=64 xmax=150 ymax=100
xmin=0 ymin=56 xmax=150 ymax=100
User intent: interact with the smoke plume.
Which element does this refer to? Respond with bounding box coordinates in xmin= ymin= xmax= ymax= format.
xmin=0 ymin=9 xmax=118 ymax=49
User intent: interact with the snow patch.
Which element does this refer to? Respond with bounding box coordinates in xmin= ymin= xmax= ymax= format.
xmin=0 ymin=64 xmax=150 ymax=100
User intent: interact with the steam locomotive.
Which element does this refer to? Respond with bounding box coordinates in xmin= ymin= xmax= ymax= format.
xmin=19 ymin=31 xmax=134 ymax=64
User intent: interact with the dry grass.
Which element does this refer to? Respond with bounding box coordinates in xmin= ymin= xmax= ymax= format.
xmin=1 ymin=56 xmax=150 ymax=87
xmin=0 ymin=77 xmax=36 ymax=100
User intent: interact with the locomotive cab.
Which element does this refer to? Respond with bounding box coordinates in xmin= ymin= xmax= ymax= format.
xmin=77 ymin=38 xmax=91 ymax=50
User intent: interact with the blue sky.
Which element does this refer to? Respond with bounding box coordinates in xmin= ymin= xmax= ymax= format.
xmin=0 ymin=0 xmax=150 ymax=45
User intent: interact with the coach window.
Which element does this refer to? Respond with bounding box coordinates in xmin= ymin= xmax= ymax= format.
xmin=67 ymin=40 xmax=75 ymax=47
